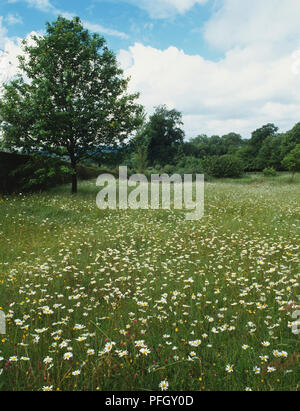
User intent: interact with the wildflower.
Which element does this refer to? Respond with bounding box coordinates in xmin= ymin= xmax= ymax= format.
xmin=42 ymin=386 xmax=53 ymax=391
xmin=104 ymin=342 xmax=116 ymax=353
xmin=159 ymin=380 xmax=169 ymax=391
xmin=72 ymin=370 xmax=81 ymax=376
xmin=139 ymin=347 xmax=150 ymax=355
xmin=76 ymin=336 xmax=87 ymax=342
xmin=63 ymin=352 xmax=73 ymax=360
xmin=117 ymin=350 xmax=128 ymax=358
xmin=87 ymin=349 xmax=95 ymax=356
xmin=225 ymin=364 xmax=234 ymax=373
xmin=188 ymin=339 xmax=201 ymax=347
xmin=135 ymin=340 xmax=146 ymax=348
xmin=43 ymin=356 xmax=53 ymax=365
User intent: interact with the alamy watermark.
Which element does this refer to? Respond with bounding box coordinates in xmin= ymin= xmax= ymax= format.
xmin=0 ymin=311 xmax=5 ymax=335
xmin=96 ymin=167 xmax=204 ymax=221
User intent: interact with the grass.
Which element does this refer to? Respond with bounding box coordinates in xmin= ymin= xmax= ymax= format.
xmin=0 ymin=173 xmax=299 ymax=391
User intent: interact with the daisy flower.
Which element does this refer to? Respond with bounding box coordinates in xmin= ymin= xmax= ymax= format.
xmin=225 ymin=364 xmax=234 ymax=373
xmin=159 ymin=380 xmax=169 ymax=391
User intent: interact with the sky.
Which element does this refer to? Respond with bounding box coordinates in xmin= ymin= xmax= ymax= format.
xmin=1 ymin=0 xmax=300 ymax=140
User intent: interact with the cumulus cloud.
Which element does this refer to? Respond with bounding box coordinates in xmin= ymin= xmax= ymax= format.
xmin=122 ymin=0 xmax=207 ymax=18
xmin=5 ymin=13 xmax=23 ymax=25
xmin=204 ymin=0 xmax=300 ymax=55
xmin=115 ymin=0 xmax=300 ymax=138
xmin=118 ymin=42 xmax=300 ymax=138
xmin=0 ymin=31 xmax=41 ymax=87
xmin=0 ymin=17 xmax=8 ymax=49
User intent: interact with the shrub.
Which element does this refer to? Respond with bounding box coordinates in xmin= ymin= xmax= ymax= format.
xmin=174 ymin=156 xmax=204 ymax=177
xmin=263 ymin=167 xmax=277 ymax=176
xmin=203 ymin=155 xmax=244 ymax=178
xmin=76 ymin=164 xmax=101 ymax=180
xmin=0 ymin=151 xmax=102 ymax=193
xmin=9 ymin=154 xmax=73 ymax=192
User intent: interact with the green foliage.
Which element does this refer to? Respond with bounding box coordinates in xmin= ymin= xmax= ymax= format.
xmin=175 ymin=156 xmax=204 ymax=176
xmin=280 ymin=122 xmax=300 ymax=158
xmin=263 ymin=167 xmax=277 ymax=177
xmin=203 ymin=154 xmax=244 ymax=178
xmin=0 ymin=151 xmax=101 ymax=193
xmin=281 ymin=143 xmax=300 ymax=179
xmin=184 ymin=133 xmax=244 ymax=158
xmin=256 ymin=134 xmax=283 ymax=171
xmin=144 ymin=105 xmax=185 ymax=166
xmin=7 ymin=154 xmax=73 ymax=192
xmin=132 ymin=146 xmax=148 ymax=173
xmin=0 ymin=151 xmax=29 ymax=193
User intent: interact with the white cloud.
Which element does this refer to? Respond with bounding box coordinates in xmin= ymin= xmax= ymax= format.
xmin=118 ymin=42 xmax=300 ymax=138
xmin=0 ymin=17 xmax=8 ymax=49
xmin=5 ymin=13 xmax=23 ymax=25
xmin=83 ymin=21 xmax=128 ymax=39
xmin=123 ymin=0 xmax=207 ymax=18
xmin=116 ymin=0 xmax=300 ymax=138
xmin=0 ymin=31 xmax=41 ymax=87
xmin=204 ymin=0 xmax=300 ymax=55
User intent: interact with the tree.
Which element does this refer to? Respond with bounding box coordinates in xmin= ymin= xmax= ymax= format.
xmin=281 ymin=144 xmax=300 ymax=180
xmin=280 ymin=122 xmax=300 ymax=159
xmin=256 ymin=134 xmax=284 ymax=171
xmin=0 ymin=16 xmax=143 ymax=193
xmin=145 ymin=105 xmax=185 ymax=166
xmin=250 ymin=124 xmax=278 ymax=151
xmin=221 ymin=132 xmax=244 ymax=154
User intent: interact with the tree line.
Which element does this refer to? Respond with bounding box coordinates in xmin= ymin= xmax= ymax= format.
xmin=126 ymin=105 xmax=300 ymax=179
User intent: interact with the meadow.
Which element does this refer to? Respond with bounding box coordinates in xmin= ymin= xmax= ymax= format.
xmin=0 ymin=173 xmax=299 ymax=391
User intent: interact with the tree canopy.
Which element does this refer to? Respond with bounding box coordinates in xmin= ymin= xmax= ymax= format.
xmin=144 ymin=105 xmax=185 ymax=166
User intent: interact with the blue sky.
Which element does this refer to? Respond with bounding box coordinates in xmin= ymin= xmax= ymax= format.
xmin=1 ymin=0 xmax=300 ymax=139
xmin=0 ymin=0 xmax=219 ymax=59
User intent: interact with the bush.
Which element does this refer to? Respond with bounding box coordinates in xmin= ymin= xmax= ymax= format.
xmin=0 ymin=152 xmax=29 ymax=193
xmin=76 ymin=164 xmax=101 ymax=180
xmin=0 ymin=151 xmax=102 ymax=193
xmin=162 ymin=164 xmax=176 ymax=175
xmin=8 ymin=154 xmax=73 ymax=192
xmin=263 ymin=167 xmax=277 ymax=176
xmin=203 ymin=155 xmax=244 ymax=178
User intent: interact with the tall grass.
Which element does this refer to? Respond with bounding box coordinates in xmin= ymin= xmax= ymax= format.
xmin=0 ymin=174 xmax=299 ymax=391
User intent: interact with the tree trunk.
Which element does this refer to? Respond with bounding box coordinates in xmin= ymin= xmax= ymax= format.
xmin=72 ymin=171 xmax=77 ymax=194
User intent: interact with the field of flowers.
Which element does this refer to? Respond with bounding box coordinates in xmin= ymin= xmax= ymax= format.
xmin=0 ymin=176 xmax=299 ymax=391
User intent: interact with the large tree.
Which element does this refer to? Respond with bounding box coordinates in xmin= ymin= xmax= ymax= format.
xmin=144 ymin=105 xmax=185 ymax=166
xmin=0 ymin=16 xmax=143 ymax=193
